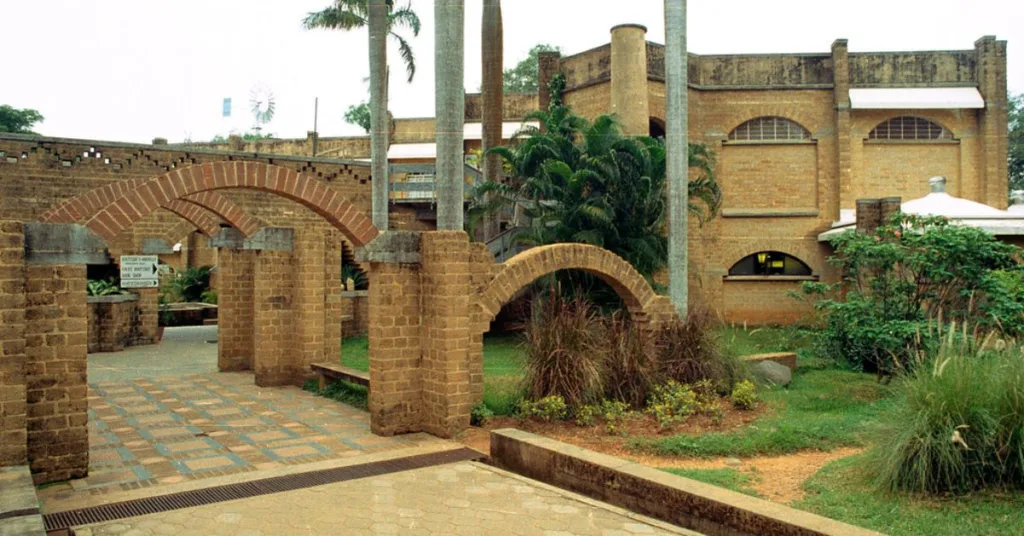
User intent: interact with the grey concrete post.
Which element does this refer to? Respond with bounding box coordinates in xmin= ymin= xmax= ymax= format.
xmin=435 ymin=0 xmax=466 ymax=230
xmin=665 ymin=0 xmax=688 ymax=317
xmin=369 ymin=0 xmax=389 ymax=231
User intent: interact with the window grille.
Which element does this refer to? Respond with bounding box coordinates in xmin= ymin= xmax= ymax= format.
xmin=728 ymin=117 xmax=810 ymax=141
xmin=868 ymin=116 xmax=952 ymax=140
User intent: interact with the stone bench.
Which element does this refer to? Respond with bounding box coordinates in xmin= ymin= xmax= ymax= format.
xmin=0 ymin=466 xmax=45 ymax=535
xmin=742 ymin=351 xmax=797 ymax=372
xmin=311 ymin=362 xmax=370 ymax=391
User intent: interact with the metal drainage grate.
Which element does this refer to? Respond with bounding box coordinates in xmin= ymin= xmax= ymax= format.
xmin=44 ymin=447 xmax=483 ymax=532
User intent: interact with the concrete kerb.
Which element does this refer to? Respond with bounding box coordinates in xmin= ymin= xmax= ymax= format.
xmin=490 ymin=429 xmax=883 ymax=536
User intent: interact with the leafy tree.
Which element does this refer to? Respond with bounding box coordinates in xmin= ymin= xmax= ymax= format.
xmin=302 ymin=0 xmax=421 ymax=82
xmin=503 ymin=44 xmax=560 ymax=93
xmin=471 ymin=77 xmax=721 ymax=280
xmin=1010 ymin=93 xmax=1024 ymax=192
xmin=209 ymin=131 xmax=274 ymax=144
xmin=0 ymin=105 xmax=44 ymax=134
xmin=345 ymin=101 xmax=372 ymax=132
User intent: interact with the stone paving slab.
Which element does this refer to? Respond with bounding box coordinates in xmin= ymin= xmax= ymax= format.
xmin=73 ymin=462 xmax=699 ymax=536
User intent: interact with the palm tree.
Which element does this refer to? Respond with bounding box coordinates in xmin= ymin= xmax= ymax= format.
xmin=665 ymin=0 xmax=689 ymax=315
xmin=302 ymin=0 xmax=421 ymax=83
xmin=435 ymin=0 xmax=465 ymax=230
xmin=480 ymin=0 xmax=504 ymax=240
xmin=368 ymin=0 xmax=388 ymax=229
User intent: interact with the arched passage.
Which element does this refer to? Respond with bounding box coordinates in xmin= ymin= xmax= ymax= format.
xmin=162 ymin=199 xmax=221 ymax=237
xmin=83 ymin=162 xmax=378 ymax=247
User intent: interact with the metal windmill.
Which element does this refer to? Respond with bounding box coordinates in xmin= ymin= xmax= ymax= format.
xmin=249 ymin=83 xmax=276 ymax=134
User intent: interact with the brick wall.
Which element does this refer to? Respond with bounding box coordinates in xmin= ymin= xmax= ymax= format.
xmin=720 ymin=144 xmax=818 ymax=210
xmin=24 ymin=265 xmax=88 ymax=484
xmin=0 ymin=222 xmax=27 ymax=467
xmin=721 ymin=280 xmax=814 ymax=325
xmin=252 ymin=251 xmax=295 ymax=387
xmin=86 ymin=296 xmax=142 ymax=353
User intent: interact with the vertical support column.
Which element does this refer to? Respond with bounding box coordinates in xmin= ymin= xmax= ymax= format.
xmin=855 ymin=199 xmax=882 ymax=234
xmin=420 ymin=231 xmax=472 ymax=438
xmin=293 ymin=229 xmax=325 ymax=384
xmin=24 ymin=264 xmax=88 ymax=484
xmin=435 ymin=0 xmax=466 ymax=231
xmin=252 ymin=251 xmax=295 ymax=387
xmin=323 ymin=231 xmax=343 ymax=366
xmin=610 ymin=24 xmax=650 ymax=136
xmin=537 ymin=51 xmax=562 ymax=113
xmin=133 ymin=288 xmax=158 ymax=344
xmin=217 ymin=248 xmax=255 ymax=372
xmin=368 ymin=262 xmax=422 ymax=436
xmin=0 ymin=222 xmax=27 ymax=467
xmin=369 ymin=0 xmax=390 ymax=230
xmin=975 ymin=36 xmax=1009 ymax=208
xmin=467 ymin=243 xmax=493 ymax=407
xmin=664 ymin=5 xmax=688 ymax=318
xmin=832 ymin=39 xmax=853 ymax=214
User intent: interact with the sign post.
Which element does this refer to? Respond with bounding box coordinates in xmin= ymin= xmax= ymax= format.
xmin=120 ymin=255 xmax=160 ymax=289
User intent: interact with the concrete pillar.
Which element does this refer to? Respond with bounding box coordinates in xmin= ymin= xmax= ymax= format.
xmin=832 ymin=39 xmax=853 ymax=214
xmin=217 ymin=249 xmax=255 ymax=372
xmin=24 ymin=264 xmax=88 ymax=484
xmin=252 ymin=250 xmax=295 ymax=387
xmin=435 ymin=0 xmax=466 ymax=230
xmin=0 ymin=222 xmax=27 ymax=468
xmin=420 ymin=231 xmax=472 ymax=437
xmin=610 ymin=24 xmax=650 ymax=136
xmin=975 ymin=36 xmax=1009 ymax=208
xmin=367 ymin=261 xmax=422 ymax=435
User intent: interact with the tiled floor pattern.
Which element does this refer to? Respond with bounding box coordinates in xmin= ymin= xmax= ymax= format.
xmin=64 ymin=372 xmax=433 ymax=497
xmin=75 ymin=462 xmax=697 ymax=535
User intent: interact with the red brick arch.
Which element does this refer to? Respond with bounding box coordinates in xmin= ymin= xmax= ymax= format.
xmin=476 ymin=243 xmax=673 ymax=324
xmin=161 ymin=200 xmax=221 ymax=237
xmin=84 ymin=162 xmax=379 ymax=247
xmin=42 ymin=178 xmax=261 ymax=237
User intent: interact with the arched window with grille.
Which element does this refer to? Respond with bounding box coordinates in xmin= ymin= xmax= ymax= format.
xmin=868 ymin=116 xmax=952 ymax=140
xmin=727 ymin=251 xmax=812 ymax=277
xmin=728 ymin=117 xmax=811 ymax=142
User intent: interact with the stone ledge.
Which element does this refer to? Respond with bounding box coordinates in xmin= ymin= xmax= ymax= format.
xmin=721 ymin=209 xmax=820 ymax=218
xmin=742 ymin=352 xmax=798 ymax=373
xmin=490 ymin=429 xmax=880 ymax=536
xmin=340 ymin=290 xmax=369 ymax=298
xmin=0 ymin=466 xmax=45 ymax=535
xmin=355 ymin=231 xmax=420 ymax=264
xmin=86 ymin=294 xmax=139 ymax=304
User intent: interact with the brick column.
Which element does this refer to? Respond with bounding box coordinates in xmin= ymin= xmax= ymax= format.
xmin=323 ymin=231 xmax=343 ymax=365
xmin=0 ymin=222 xmax=27 ymax=467
xmin=420 ymin=231 xmax=472 ymax=438
xmin=610 ymin=24 xmax=650 ymax=136
xmin=368 ymin=262 xmax=422 ymax=436
xmin=24 ymin=264 xmax=88 ymax=484
xmin=855 ymin=199 xmax=882 ymax=234
xmin=467 ymin=243 xmax=493 ymax=407
xmin=537 ymin=51 xmax=562 ymax=112
xmin=975 ymin=36 xmax=1009 ymax=208
xmin=831 ymin=39 xmax=853 ymax=213
xmin=293 ymin=229 xmax=326 ymax=383
xmin=217 ymin=249 xmax=255 ymax=372
xmin=252 ymin=250 xmax=295 ymax=387
xmin=133 ymin=288 xmax=158 ymax=344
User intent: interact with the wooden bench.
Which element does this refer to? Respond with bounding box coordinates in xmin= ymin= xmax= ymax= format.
xmin=310 ymin=362 xmax=370 ymax=391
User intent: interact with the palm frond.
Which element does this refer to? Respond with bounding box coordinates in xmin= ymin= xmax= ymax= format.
xmin=391 ymin=32 xmax=416 ymax=82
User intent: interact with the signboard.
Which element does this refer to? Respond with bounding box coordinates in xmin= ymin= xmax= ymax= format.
xmin=222 ymin=98 xmax=232 ymax=117
xmin=120 ymin=255 xmax=159 ymax=289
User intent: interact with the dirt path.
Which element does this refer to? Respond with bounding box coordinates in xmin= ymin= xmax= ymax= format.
xmin=458 ymin=427 xmax=861 ymax=504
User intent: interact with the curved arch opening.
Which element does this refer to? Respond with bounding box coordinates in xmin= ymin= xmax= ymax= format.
xmin=649 ymin=117 xmax=666 ymax=139
xmin=868 ymin=115 xmax=953 ymax=140
xmin=728 ymin=251 xmax=812 ymax=277
xmin=728 ymin=116 xmax=811 ymax=142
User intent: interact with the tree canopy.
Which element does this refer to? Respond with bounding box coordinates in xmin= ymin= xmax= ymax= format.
xmin=503 ymin=44 xmax=560 ymax=93
xmin=345 ymin=102 xmax=372 ymax=132
xmin=1010 ymin=93 xmax=1023 ymax=193
xmin=302 ymin=0 xmax=421 ymax=82
xmin=0 ymin=105 xmax=44 ymax=134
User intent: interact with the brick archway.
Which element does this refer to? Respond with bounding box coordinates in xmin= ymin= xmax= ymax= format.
xmin=161 ymin=199 xmax=221 ymax=237
xmin=82 ymin=162 xmax=378 ymax=247
xmin=42 ymin=178 xmax=262 ymax=237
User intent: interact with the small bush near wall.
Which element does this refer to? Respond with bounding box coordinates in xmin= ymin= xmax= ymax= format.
xmin=869 ymin=331 xmax=1024 ymax=494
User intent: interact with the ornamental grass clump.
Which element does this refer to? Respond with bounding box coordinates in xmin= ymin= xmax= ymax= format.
xmin=870 ymin=326 xmax=1024 ymax=494
xmin=602 ymin=313 xmax=660 ymax=408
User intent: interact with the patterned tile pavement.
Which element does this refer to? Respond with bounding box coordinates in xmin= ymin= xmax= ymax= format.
xmin=49 ymin=372 xmax=435 ymax=499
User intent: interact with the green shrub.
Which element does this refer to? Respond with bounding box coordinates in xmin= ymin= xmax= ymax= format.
xmin=518 ymin=395 xmax=569 ymax=422
xmin=646 ymin=381 xmax=698 ymax=430
xmin=574 ymin=404 xmax=595 ymax=427
xmin=731 ymin=380 xmax=758 ymax=410
xmin=87 ymin=279 xmax=121 ymax=296
xmin=595 ymin=399 xmax=632 ymax=434
xmin=200 ymin=290 xmax=218 ymax=305
xmin=341 ymin=264 xmax=368 ymax=290
xmin=166 ymin=265 xmax=213 ymax=303
xmin=470 ymin=403 xmax=494 ymax=427
xmin=521 ymin=293 xmax=604 ymax=409
xmin=869 ymin=332 xmax=1024 ymax=494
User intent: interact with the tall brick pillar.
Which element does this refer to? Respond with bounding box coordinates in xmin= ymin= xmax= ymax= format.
xmin=975 ymin=36 xmax=1009 ymax=208
xmin=24 ymin=264 xmax=88 ymax=484
xmin=537 ymin=50 xmax=562 ymax=112
xmin=133 ymin=288 xmax=158 ymax=344
xmin=855 ymin=199 xmax=882 ymax=234
xmin=467 ymin=243 xmax=493 ymax=408
xmin=292 ymin=229 xmax=326 ymax=384
xmin=367 ymin=262 xmax=422 ymax=435
xmin=323 ymin=231 xmax=343 ymax=367
xmin=420 ymin=231 xmax=472 ymax=438
xmin=0 ymin=222 xmax=27 ymax=467
xmin=832 ymin=39 xmax=853 ymax=214
xmin=217 ymin=248 xmax=255 ymax=372
xmin=252 ymin=250 xmax=295 ymax=387
xmin=610 ymin=24 xmax=650 ymax=136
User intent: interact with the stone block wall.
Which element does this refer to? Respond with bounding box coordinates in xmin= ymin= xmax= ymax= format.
xmin=0 ymin=222 xmax=27 ymax=467
xmin=24 ymin=265 xmax=88 ymax=484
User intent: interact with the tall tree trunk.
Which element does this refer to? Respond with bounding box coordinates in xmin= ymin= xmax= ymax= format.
xmin=480 ymin=0 xmax=503 ymax=241
xmin=435 ymin=0 xmax=466 ymax=230
xmin=369 ymin=0 xmax=389 ymax=230
xmin=665 ymin=0 xmax=689 ymax=317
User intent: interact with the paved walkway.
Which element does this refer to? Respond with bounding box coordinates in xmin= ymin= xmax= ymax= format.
xmin=87 ymin=326 xmax=219 ymax=383
xmin=73 ymin=462 xmax=695 ymax=536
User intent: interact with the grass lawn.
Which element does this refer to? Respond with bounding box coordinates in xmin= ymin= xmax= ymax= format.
xmin=794 ymin=455 xmax=1024 ymax=536
xmin=339 ymin=333 xmax=526 ymax=415
xmin=717 ymin=325 xmax=813 ymax=357
xmin=663 ymin=468 xmax=761 ymax=497
xmin=630 ymin=368 xmax=889 ymax=458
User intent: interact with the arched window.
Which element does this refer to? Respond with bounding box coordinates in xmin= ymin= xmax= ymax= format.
xmin=649 ymin=118 xmax=666 ymax=139
xmin=868 ymin=116 xmax=952 ymax=140
xmin=728 ymin=251 xmax=812 ymax=277
xmin=728 ymin=117 xmax=810 ymax=142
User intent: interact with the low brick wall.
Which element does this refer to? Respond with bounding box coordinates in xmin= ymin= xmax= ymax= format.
xmin=87 ymin=294 xmax=142 ymax=353
xmin=341 ymin=290 xmax=369 ymax=336
xmin=490 ymin=429 xmax=881 ymax=536
xmin=0 ymin=466 xmax=45 ymax=535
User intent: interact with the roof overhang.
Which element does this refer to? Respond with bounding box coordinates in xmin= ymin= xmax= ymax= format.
xmin=819 ymin=218 xmax=1024 ymax=242
xmin=849 ymin=87 xmax=985 ymax=109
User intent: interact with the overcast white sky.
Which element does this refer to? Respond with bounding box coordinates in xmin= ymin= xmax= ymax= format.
xmin=3 ymin=0 xmax=1020 ymax=144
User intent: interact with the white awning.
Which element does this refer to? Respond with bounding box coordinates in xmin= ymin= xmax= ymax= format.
xmin=849 ymin=88 xmax=985 ymax=109
xmin=387 ymin=143 xmax=436 ymax=160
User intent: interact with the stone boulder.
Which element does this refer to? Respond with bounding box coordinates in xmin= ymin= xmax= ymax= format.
xmin=751 ymin=360 xmax=792 ymax=387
